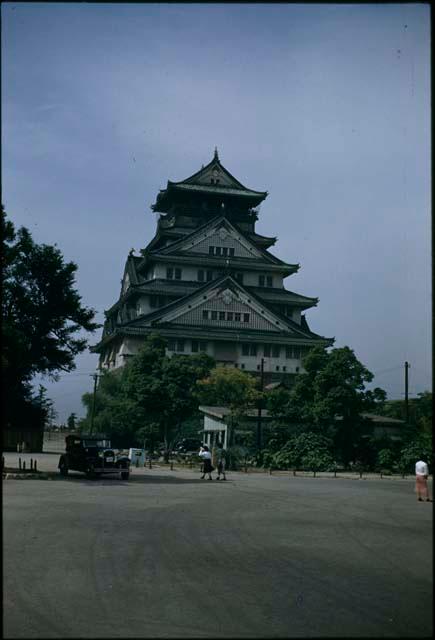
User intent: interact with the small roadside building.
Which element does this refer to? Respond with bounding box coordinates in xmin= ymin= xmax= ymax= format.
xmin=199 ymin=406 xmax=405 ymax=449
xmin=360 ymin=413 xmax=405 ymax=440
xmin=199 ymin=405 xmax=275 ymax=449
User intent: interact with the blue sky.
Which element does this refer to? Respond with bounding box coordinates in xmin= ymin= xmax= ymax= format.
xmin=2 ymin=3 xmax=431 ymax=422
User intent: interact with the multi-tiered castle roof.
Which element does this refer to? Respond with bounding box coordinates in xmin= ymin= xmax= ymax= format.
xmin=92 ymin=150 xmax=333 ymax=380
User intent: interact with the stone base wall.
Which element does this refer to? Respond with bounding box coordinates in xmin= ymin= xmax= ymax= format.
xmin=3 ymin=429 xmax=44 ymax=453
xmin=42 ymin=430 xmax=78 ymax=453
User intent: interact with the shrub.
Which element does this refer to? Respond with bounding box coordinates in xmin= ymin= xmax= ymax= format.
xmin=301 ymin=450 xmax=334 ymax=476
xmin=376 ymin=448 xmax=395 ymax=472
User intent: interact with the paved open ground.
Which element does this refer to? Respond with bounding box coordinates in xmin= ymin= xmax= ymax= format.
xmin=3 ymin=453 xmax=433 ymax=638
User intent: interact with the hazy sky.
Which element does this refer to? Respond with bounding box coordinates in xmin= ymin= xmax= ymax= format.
xmin=2 ymin=3 xmax=431 ymax=423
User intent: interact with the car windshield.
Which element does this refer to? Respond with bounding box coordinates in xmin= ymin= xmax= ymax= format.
xmin=83 ymin=439 xmax=111 ymax=448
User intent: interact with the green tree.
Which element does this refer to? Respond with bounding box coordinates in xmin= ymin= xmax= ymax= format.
xmin=273 ymin=432 xmax=333 ymax=472
xmin=376 ymin=448 xmax=395 ymax=473
xmin=35 ymin=385 xmax=55 ymax=431
xmin=275 ymin=346 xmax=386 ymax=466
xmin=81 ymin=335 xmax=215 ymax=457
xmin=122 ymin=336 xmax=214 ymax=459
xmin=301 ymin=449 xmax=334 ymax=477
xmin=1 ymin=206 xmax=99 ymax=432
xmin=396 ymin=436 xmax=432 ymax=475
xmin=381 ymin=391 xmax=432 ymax=434
xmin=67 ymin=413 xmax=77 ymax=431
xmin=197 ymin=366 xmax=260 ymax=465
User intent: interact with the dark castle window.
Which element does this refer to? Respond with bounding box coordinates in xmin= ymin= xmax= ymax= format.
xmin=192 ymin=340 xmax=207 ymax=353
xmin=259 ymin=274 xmax=273 ymax=287
xmin=242 ymin=343 xmax=257 ymax=356
xmin=209 ymin=246 xmax=235 ymax=257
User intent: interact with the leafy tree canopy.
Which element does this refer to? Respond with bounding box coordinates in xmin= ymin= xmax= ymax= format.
xmin=2 ymin=206 xmax=99 ymax=384
xmin=197 ymin=366 xmax=260 ymax=417
xmin=380 ymin=391 xmax=432 ymax=435
xmin=67 ymin=413 xmax=77 ymax=430
xmin=1 ymin=205 xmax=99 ymax=430
xmin=270 ymin=346 xmax=387 ymax=465
xmin=272 ymin=432 xmax=333 ymax=472
xmin=80 ymin=334 xmax=215 ymax=456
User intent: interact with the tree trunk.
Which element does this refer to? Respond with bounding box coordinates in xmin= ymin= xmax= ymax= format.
xmin=163 ymin=422 xmax=170 ymax=463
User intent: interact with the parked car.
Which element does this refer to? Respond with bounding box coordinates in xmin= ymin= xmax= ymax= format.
xmin=58 ymin=435 xmax=131 ymax=480
xmin=174 ymin=438 xmax=203 ymax=454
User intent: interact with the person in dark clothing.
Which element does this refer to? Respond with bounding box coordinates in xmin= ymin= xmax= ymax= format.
xmin=215 ymin=442 xmax=227 ymax=481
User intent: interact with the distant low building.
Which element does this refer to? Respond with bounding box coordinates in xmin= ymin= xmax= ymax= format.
xmin=199 ymin=406 xmax=405 ymax=450
xmin=199 ymin=405 xmax=276 ymax=449
xmin=360 ymin=413 xmax=405 ymax=440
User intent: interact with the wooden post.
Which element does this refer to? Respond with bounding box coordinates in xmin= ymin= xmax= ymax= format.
xmin=405 ymin=361 xmax=410 ymax=424
xmin=90 ymin=373 xmax=99 ymax=435
xmin=256 ymin=358 xmax=264 ymax=450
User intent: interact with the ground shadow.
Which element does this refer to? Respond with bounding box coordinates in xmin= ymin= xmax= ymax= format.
xmin=49 ymin=472 xmax=216 ymax=485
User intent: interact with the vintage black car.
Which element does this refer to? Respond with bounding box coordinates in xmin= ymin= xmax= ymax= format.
xmin=58 ymin=435 xmax=130 ymax=480
xmin=174 ymin=438 xmax=203 ymax=454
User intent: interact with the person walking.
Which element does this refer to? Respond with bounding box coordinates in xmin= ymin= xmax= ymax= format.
xmin=215 ymin=442 xmax=227 ymax=481
xmin=198 ymin=445 xmax=213 ymax=480
xmin=415 ymin=459 xmax=431 ymax=502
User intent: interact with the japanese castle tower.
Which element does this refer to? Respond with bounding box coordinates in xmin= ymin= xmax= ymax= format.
xmin=93 ymin=150 xmax=333 ymax=381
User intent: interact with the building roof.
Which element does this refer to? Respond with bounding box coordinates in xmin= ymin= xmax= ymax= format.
xmin=199 ymin=405 xmax=273 ymax=419
xmin=121 ymin=273 xmax=332 ymax=342
xmin=149 ymin=215 xmax=297 ymax=270
xmin=198 ymin=407 xmax=406 ymax=429
xmin=248 ymin=287 xmax=318 ymax=308
xmin=360 ymin=413 xmax=405 ymax=424
xmin=104 ymin=277 xmax=317 ymax=320
xmin=152 ymin=150 xmax=268 ymax=212
xmin=246 ymin=231 xmax=277 ymax=249
xmin=264 ymin=381 xmax=286 ymax=391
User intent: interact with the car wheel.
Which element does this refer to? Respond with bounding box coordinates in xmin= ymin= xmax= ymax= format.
xmin=120 ymin=471 xmax=130 ymax=481
xmin=85 ymin=466 xmax=95 ymax=479
xmin=59 ymin=459 xmax=68 ymax=476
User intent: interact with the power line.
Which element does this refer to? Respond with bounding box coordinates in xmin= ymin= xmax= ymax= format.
xmin=373 ymin=365 xmax=403 ymax=376
xmin=55 ymin=372 xmax=98 ymax=377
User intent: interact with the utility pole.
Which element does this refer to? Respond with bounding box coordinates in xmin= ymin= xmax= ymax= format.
xmin=404 ymin=361 xmax=410 ymax=424
xmin=90 ymin=373 xmax=99 ymax=435
xmin=257 ymin=358 xmax=264 ymax=449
